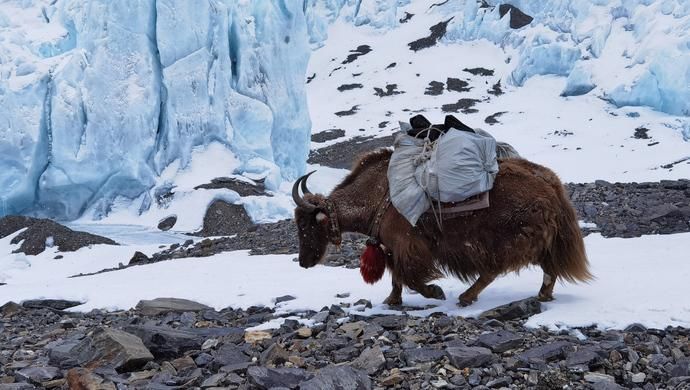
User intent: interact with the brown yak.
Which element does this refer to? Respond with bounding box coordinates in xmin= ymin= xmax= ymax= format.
xmin=292 ymin=149 xmax=592 ymax=306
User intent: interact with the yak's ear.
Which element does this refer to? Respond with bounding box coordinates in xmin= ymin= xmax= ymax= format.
xmin=315 ymin=211 xmax=328 ymax=224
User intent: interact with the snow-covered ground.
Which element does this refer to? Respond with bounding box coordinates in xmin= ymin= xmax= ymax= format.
xmin=2 ymin=0 xmax=690 ymax=335
xmin=2 ymin=226 xmax=689 ymax=331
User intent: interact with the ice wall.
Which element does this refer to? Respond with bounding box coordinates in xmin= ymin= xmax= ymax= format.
xmin=306 ymin=0 xmax=690 ymax=117
xmin=0 ymin=0 xmax=311 ymax=220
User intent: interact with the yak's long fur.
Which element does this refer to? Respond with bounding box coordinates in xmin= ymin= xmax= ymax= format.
xmin=295 ymin=148 xmax=592 ymax=305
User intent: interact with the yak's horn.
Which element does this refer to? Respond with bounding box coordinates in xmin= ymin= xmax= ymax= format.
xmin=292 ymin=172 xmax=317 ymax=211
xmin=300 ymin=170 xmax=316 ymax=195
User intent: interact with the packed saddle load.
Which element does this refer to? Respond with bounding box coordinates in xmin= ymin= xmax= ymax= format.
xmin=388 ymin=114 xmax=512 ymax=227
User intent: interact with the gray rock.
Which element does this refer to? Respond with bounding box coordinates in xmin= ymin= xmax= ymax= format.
xmin=352 ymin=345 xmax=386 ymax=375
xmin=479 ymin=297 xmax=541 ymax=321
xmin=211 ymin=344 xmax=251 ymax=371
xmin=404 ymin=347 xmax=445 ymax=365
xmin=372 ymin=315 xmax=407 ymax=330
xmin=624 ymin=323 xmax=648 ymax=332
xmin=299 ymin=365 xmax=371 ymax=390
xmin=565 ymin=347 xmax=602 ymax=367
xmin=61 ymin=327 xmax=153 ymax=373
xmin=446 ymin=346 xmax=495 ymax=368
xmin=475 ymin=330 xmax=522 ymax=353
xmin=274 ymin=295 xmax=296 ymax=304
xmin=47 ymin=338 xmax=82 ymax=368
xmin=591 ymin=382 xmax=625 ymax=390
xmin=517 ymin=341 xmax=570 ymax=363
xmin=0 ymin=384 xmax=37 ymax=390
xmin=201 ymin=373 xmax=226 ymax=388
xmin=671 ymin=359 xmax=690 ymax=377
xmin=21 ymin=299 xmax=83 ymax=311
xmin=14 ymin=366 xmax=61 ymax=384
xmin=260 ymin=343 xmax=289 ymax=366
xmin=247 ymin=366 xmax=312 ymax=389
xmin=312 ymin=311 xmax=330 ymax=323
xmin=157 ymin=216 xmax=177 ymax=231
xmin=125 ymin=325 xmax=241 ymax=358
xmin=1 ymin=301 xmax=23 ymax=317
xmin=584 ymin=372 xmax=615 ymax=383
xmin=135 ymin=298 xmax=212 ymax=316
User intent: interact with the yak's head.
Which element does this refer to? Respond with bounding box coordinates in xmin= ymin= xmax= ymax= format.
xmin=292 ymin=171 xmax=337 ymax=268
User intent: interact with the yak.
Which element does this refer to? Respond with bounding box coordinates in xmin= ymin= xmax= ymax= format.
xmin=292 ymin=149 xmax=592 ymax=307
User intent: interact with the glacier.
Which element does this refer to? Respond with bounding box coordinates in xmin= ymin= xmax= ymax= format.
xmin=0 ymin=0 xmax=311 ymax=220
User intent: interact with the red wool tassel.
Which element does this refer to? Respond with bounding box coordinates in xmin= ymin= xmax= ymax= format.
xmin=360 ymin=239 xmax=386 ymax=284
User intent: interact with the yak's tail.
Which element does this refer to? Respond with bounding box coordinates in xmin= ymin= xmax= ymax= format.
xmin=545 ymin=182 xmax=593 ymax=283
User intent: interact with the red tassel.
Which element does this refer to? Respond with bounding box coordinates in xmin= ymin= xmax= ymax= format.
xmin=360 ymin=241 xmax=386 ymax=284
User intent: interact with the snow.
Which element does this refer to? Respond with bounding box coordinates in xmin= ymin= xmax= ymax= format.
xmin=0 ymin=0 xmax=312 ymax=221
xmin=2 ymin=229 xmax=690 ymax=331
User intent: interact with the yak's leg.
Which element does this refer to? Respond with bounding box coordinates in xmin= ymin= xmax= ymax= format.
xmin=458 ymin=273 xmax=497 ymax=307
xmin=409 ymin=282 xmax=446 ymax=301
xmin=383 ymin=279 xmax=403 ymax=306
xmin=537 ymin=272 xmax=556 ymax=302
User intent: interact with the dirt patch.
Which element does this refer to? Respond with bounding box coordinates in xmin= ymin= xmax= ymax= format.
xmin=425 ymin=81 xmax=445 ymax=96
xmin=312 ymin=129 xmax=346 ymax=143
xmin=308 ymin=135 xmax=395 ymax=169
xmin=373 ymin=84 xmax=404 ymax=97
xmin=335 ymin=105 xmax=359 ymax=117
xmin=463 ymin=67 xmax=494 ymax=76
xmin=446 ymin=78 xmax=471 ymax=92
xmin=488 ymin=80 xmax=504 ymax=96
xmin=342 ymin=45 xmax=372 ymax=65
xmin=441 ymin=98 xmax=481 ymax=114
xmin=0 ymin=216 xmax=117 ymax=255
xmin=194 ymin=177 xmax=267 ymax=197
xmin=408 ymin=18 xmax=454 ymax=51
xmin=485 ymin=112 xmax=508 ymax=125
xmin=337 ymin=83 xmax=363 ymax=92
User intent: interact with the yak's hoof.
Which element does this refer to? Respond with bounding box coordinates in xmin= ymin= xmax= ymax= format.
xmin=383 ymin=295 xmax=402 ymax=306
xmin=457 ymin=294 xmax=477 ymax=307
xmin=427 ymin=284 xmax=446 ymax=300
xmin=537 ymin=294 xmax=554 ymax=302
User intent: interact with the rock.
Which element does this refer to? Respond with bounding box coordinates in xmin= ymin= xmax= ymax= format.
xmin=565 ymin=347 xmax=602 ymax=367
xmin=21 ymin=299 xmax=83 ymax=311
xmin=244 ymin=330 xmax=273 ymax=344
xmin=1 ymin=302 xmax=22 ymax=317
xmin=135 ymin=298 xmax=212 ymax=316
xmin=128 ymin=251 xmax=150 ymax=265
xmin=296 ymin=328 xmax=312 ymax=338
xmin=584 ymin=372 xmax=616 ymax=383
xmin=246 ymin=367 xmax=312 ymax=389
xmin=260 ymin=344 xmax=289 ymax=366
xmin=71 ymin=327 xmax=154 ymax=373
xmin=47 ymin=338 xmax=82 ymax=368
xmin=671 ymin=359 xmax=690 ymax=377
xmin=201 ymin=338 xmax=219 ymax=351
xmin=475 ymin=330 xmax=522 ymax=353
xmin=171 ymin=356 xmax=196 ymax=374
xmin=274 ymin=295 xmax=296 ymax=304
xmin=15 ymin=367 xmax=61 ymax=385
xmin=591 ymin=382 xmax=625 ymax=390
xmin=157 ymin=216 xmax=177 ymax=231
xmin=486 ymin=376 xmax=511 ymax=388
xmin=211 ymin=344 xmax=250 ymax=371
xmin=498 ymin=4 xmax=533 ymax=29
xmin=404 ymin=347 xmax=446 ymax=365
xmin=479 ymin=297 xmax=541 ymax=321
xmin=125 ymin=325 xmax=240 ymax=358
xmin=0 ymin=216 xmax=117 ymax=255
xmin=201 ymin=373 xmax=226 ymax=388
xmin=517 ymin=341 xmax=570 ymax=363
xmin=381 ymin=369 xmax=404 ymax=386
xmin=624 ymin=323 xmax=648 ymax=332
xmin=373 ymin=315 xmax=407 ymax=330
xmin=0 ymin=384 xmax=37 ymax=390
xmin=299 ymin=365 xmax=371 ymax=390
xmin=631 ymin=372 xmax=646 ymax=383
xmin=312 ymin=311 xmax=330 ymax=323
xmin=196 ymin=200 xmax=255 ymax=237
xmin=352 ymin=346 xmax=386 ymax=375
xmin=446 ymin=346 xmax=495 ymax=368
xmin=65 ymin=368 xmax=113 ymax=390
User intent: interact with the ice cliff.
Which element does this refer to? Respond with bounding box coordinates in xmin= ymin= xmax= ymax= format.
xmin=0 ymin=0 xmax=311 ymax=220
